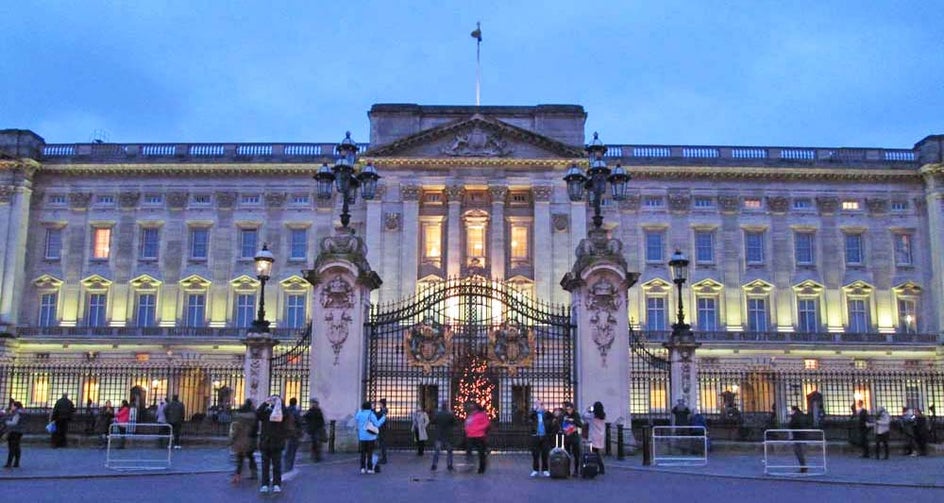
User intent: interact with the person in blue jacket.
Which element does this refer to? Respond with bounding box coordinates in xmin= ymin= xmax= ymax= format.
xmin=354 ymin=401 xmax=386 ymax=473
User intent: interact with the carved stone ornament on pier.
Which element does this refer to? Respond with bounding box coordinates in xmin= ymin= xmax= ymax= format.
xmin=265 ymin=192 xmax=287 ymax=208
xmin=384 ymin=212 xmax=401 ymax=231
xmin=586 ymin=277 xmax=621 ymax=366
xmin=308 ymin=228 xmax=382 ymax=290
xmin=320 ymin=274 xmax=355 ymax=365
xmin=561 ymin=228 xmax=628 ymax=288
xmin=440 ymin=126 xmax=513 ymax=157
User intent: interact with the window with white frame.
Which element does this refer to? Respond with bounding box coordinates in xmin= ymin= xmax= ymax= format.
xmin=289 ymin=228 xmax=307 ymax=260
xmin=285 ymin=294 xmax=307 ymax=329
xmin=191 ymin=193 xmax=212 ymax=206
xmin=694 ymin=231 xmax=714 ymax=263
xmin=794 ymin=231 xmax=815 ymax=265
xmin=646 ymin=296 xmax=667 ymax=331
xmin=185 ymin=293 xmax=206 ymax=327
xmin=465 ymin=219 xmax=487 ymax=267
xmin=644 ymin=230 xmax=664 ymax=263
xmin=693 ymin=197 xmax=714 ymax=209
xmin=190 ymin=227 xmax=209 ymax=260
xmin=793 ymin=198 xmax=813 ymax=210
xmin=290 ymin=194 xmax=310 ymax=206
xmin=48 ymin=194 xmax=67 ymax=206
xmin=422 ymin=221 xmax=442 ymax=263
xmin=744 ymin=231 xmax=765 ymax=265
xmin=139 ymin=227 xmax=160 ymax=260
xmin=38 ymin=293 xmax=58 ymax=327
xmin=510 ymin=224 xmax=530 ymax=261
xmin=845 ymin=233 xmax=863 ymax=265
xmin=135 ymin=293 xmax=157 ymax=327
xmin=95 ymin=194 xmax=115 ymax=207
xmin=643 ymin=196 xmax=664 ymax=208
xmin=696 ymin=297 xmax=718 ymax=332
xmin=85 ymin=293 xmax=108 ymax=327
xmin=890 ymin=200 xmax=908 ymax=211
xmin=897 ymin=298 xmax=917 ymax=334
xmin=797 ymin=298 xmax=819 ymax=333
xmin=240 ymin=194 xmax=261 ymax=205
xmin=92 ymin=227 xmax=111 ymax=260
xmin=747 ymin=297 xmax=768 ymax=332
xmin=847 ymin=298 xmax=870 ymax=333
xmin=143 ymin=193 xmax=164 ymax=206
xmin=239 ymin=228 xmax=259 ymax=259
xmin=894 ymin=233 xmax=913 ymax=266
xmin=234 ymin=293 xmax=256 ymax=328
xmin=44 ymin=228 xmax=62 ymax=260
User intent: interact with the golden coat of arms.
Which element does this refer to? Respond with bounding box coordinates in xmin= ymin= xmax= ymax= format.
xmin=487 ymin=320 xmax=535 ymax=376
xmin=404 ymin=317 xmax=452 ymax=374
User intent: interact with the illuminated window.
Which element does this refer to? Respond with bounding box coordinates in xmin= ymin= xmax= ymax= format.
xmin=285 ymin=294 xmax=307 ymax=329
xmin=797 ymin=298 xmax=819 ymax=333
xmin=894 ymin=233 xmax=913 ymax=266
xmin=422 ymin=222 xmax=442 ymax=260
xmin=646 ymin=296 xmax=667 ymax=331
xmin=239 ymin=228 xmax=258 ymax=259
xmin=235 ymin=294 xmax=256 ymax=328
xmin=44 ymin=228 xmax=62 ymax=260
xmin=85 ymin=293 xmax=107 ymax=327
xmin=135 ymin=293 xmax=157 ymax=327
xmin=803 ymin=359 xmax=819 ymax=370
xmin=794 ymin=232 xmax=815 ymax=265
xmin=854 ymin=360 xmax=869 ymax=371
xmin=510 ymin=225 xmax=529 ymax=260
xmin=845 ymin=233 xmax=863 ymax=265
xmin=185 ymin=293 xmax=206 ymax=327
xmin=744 ymin=198 xmax=762 ymax=209
xmin=745 ymin=231 xmax=765 ymax=264
xmin=897 ymin=299 xmax=917 ymax=334
xmin=92 ymin=227 xmax=111 ymax=259
xmin=842 ymin=200 xmax=860 ymax=210
xmin=140 ymin=227 xmax=160 ymax=260
xmin=38 ymin=293 xmax=58 ymax=327
xmin=466 ymin=225 xmax=486 ymax=263
xmin=847 ymin=298 xmax=870 ymax=333
xmin=747 ymin=297 xmax=768 ymax=332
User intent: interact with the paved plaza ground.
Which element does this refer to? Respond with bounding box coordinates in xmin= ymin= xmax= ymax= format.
xmin=1 ymin=442 xmax=942 ymax=502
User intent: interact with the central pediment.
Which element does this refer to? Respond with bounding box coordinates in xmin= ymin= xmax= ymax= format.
xmin=364 ymin=114 xmax=585 ymax=160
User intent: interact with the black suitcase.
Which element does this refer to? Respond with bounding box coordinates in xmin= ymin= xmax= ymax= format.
xmin=549 ymin=434 xmax=571 ymax=479
xmin=581 ymin=442 xmax=601 ymax=479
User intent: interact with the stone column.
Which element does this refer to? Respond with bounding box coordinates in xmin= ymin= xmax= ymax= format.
xmin=304 ymin=228 xmax=382 ymax=452
xmin=445 ymin=185 xmax=464 ymax=278
xmin=400 ymin=184 xmax=420 ymax=300
xmin=0 ymin=158 xmax=37 ymax=332
xmin=488 ymin=185 xmax=508 ymax=281
xmin=243 ymin=331 xmax=279 ymax=409
xmin=561 ymin=227 xmax=639 ymax=441
xmin=533 ymin=185 xmax=553 ymax=301
xmin=920 ymin=162 xmax=944 ymax=335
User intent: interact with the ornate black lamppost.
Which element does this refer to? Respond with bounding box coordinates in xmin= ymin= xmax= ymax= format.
xmin=564 ymin=132 xmax=629 ymax=228
xmin=668 ymin=249 xmax=691 ymax=336
xmin=665 ymin=248 xmax=699 ymax=411
xmin=314 ymin=132 xmax=380 ymax=229
xmin=253 ymin=243 xmax=274 ymax=332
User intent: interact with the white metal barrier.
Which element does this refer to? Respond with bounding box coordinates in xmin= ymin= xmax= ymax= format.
xmin=106 ymin=422 xmax=173 ymax=471
xmin=763 ymin=429 xmax=826 ymax=476
xmin=651 ymin=426 xmax=708 ymax=466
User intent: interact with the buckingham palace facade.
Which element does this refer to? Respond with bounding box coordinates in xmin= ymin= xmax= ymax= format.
xmin=1 ymin=103 xmax=942 ymax=425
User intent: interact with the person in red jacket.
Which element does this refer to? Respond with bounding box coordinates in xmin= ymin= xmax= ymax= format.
xmin=464 ymin=402 xmax=491 ymax=474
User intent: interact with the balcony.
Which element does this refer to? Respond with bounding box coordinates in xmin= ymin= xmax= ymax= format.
xmin=15 ymin=326 xmax=306 ymax=343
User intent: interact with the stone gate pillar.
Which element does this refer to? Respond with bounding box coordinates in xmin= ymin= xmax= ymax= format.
xmin=304 ymin=228 xmax=382 ymax=452
xmin=243 ymin=332 xmax=278 ymax=408
xmin=664 ymin=327 xmax=701 ymax=417
xmin=561 ymin=228 xmax=639 ymax=435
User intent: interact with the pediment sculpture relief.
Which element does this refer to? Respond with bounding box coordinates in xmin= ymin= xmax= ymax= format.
xmin=441 ymin=126 xmax=513 ymax=157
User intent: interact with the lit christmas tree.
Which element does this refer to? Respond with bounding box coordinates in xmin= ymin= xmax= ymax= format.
xmin=452 ymin=354 xmax=498 ymax=420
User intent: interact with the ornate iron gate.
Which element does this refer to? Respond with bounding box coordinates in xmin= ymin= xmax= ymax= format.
xmin=269 ymin=324 xmax=312 ymax=404
xmin=629 ymin=328 xmax=670 ymax=420
xmin=365 ymin=278 xmax=574 ymax=449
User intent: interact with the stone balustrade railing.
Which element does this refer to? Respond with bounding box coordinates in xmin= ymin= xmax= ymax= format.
xmin=639 ymin=330 xmax=938 ymax=345
xmin=15 ymin=326 xmax=303 ymax=340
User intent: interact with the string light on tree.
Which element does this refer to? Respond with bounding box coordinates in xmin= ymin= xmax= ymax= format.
xmin=452 ymin=354 xmax=497 ymax=420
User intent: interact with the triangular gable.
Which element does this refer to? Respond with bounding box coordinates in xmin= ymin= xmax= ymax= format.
xmin=364 ymin=114 xmax=585 ymax=159
xmin=691 ymin=278 xmax=724 ymax=294
xmin=130 ymin=274 xmax=162 ymax=291
xmin=280 ymin=275 xmax=311 ymax=293
xmin=742 ymin=279 xmax=774 ymax=294
xmin=640 ymin=278 xmax=672 ymax=294
xmin=892 ymin=281 xmax=921 ymax=297
xmin=34 ymin=274 xmax=63 ymax=290
xmin=793 ymin=280 xmax=824 ymax=296
xmin=231 ymin=274 xmax=258 ymax=292
xmin=80 ymin=274 xmax=112 ymax=290
xmin=180 ymin=274 xmax=211 ymax=291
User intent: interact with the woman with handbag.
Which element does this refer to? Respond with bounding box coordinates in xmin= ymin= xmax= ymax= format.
xmin=354 ymin=401 xmax=386 ymax=474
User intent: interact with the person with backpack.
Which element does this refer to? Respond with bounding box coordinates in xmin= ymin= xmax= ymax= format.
xmin=230 ymin=399 xmax=258 ymax=484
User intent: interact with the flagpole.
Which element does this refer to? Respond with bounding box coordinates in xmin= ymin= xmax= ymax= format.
xmin=471 ymin=21 xmax=481 ymax=107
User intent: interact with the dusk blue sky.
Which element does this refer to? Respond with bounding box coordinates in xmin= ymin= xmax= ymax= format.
xmin=2 ymin=1 xmax=942 ymax=148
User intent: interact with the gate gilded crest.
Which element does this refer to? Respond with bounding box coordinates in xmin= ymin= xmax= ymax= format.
xmin=404 ymin=317 xmax=452 ymax=374
xmin=487 ymin=320 xmax=535 ymax=376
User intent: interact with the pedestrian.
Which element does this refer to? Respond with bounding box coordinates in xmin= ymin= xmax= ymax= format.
xmin=412 ymin=406 xmax=430 ymax=456
xmin=560 ymin=401 xmax=584 ymax=476
xmin=303 ymin=398 xmax=326 ymax=462
xmin=283 ymin=397 xmax=303 ymax=472
xmin=464 ymin=402 xmax=491 ymax=474
xmin=256 ymin=395 xmax=288 ymax=494
xmin=788 ymin=406 xmax=809 ymax=473
xmin=156 ymin=398 xmax=167 ymax=424
xmin=115 ymin=400 xmax=131 ymax=449
xmin=51 ymin=392 xmax=75 ymax=448
xmin=3 ymin=401 xmax=23 ymax=468
xmin=671 ymin=399 xmax=691 ymax=427
xmin=873 ymin=406 xmax=890 ymax=460
xmin=583 ymin=401 xmax=606 ymax=475
xmin=94 ymin=400 xmax=114 ymax=448
xmin=375 ymin=398 xmax=389 ymax=464
xmin=164 ymin=395 xmax=185 ymax=449
xmin=855 ymin=400 xmax=870 ymax=458
xmin=899 ymin=407 xmax=917 ymax=455
xmin=430 ymin=401 xmax=456 ymax=472
xmin=528 ymin=399 xmax=556 ymax=477
xmin=914 ymin=408 xmax=929 ymax=456
xmin=354 ymin=400 xmax=386 ymax=474
xmin=230 ymin=399 xmax=258 ymax=484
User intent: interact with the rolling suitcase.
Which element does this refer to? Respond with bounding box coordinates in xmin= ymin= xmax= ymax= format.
xmin=548 ymin=434 xmax=571 ymax=479
xmin=581 ymin=441 xmax=601 ymax=479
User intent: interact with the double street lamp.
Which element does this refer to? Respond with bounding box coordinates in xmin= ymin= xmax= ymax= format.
xmin=314 ymin=132 xmax=380 ymax=229
xmin=564 ymin=132 xmax=630 ymax=228
xmin=253 ymin=243 xmax=275 ymax=333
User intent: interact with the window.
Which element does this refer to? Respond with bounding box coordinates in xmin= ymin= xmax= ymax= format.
xmin=291 ymin=194 xmax=310 ymax=205
xmin=38 ymin=293 xmax=58 ymax=327
xmin=185 ymin=294 xmax=206 ymax=327
xmin=643 ymin=196 xmax=664 ymax=208
xmin=289 ymin=228 xmax=307 ymax=260
xmin=644 ymin=230 xmax=664 ymax=262
xmin=48 ymin=194 xmax=67 ymax=205
xmin=422 ymin=222 xmax=442 ymax=261
xmin=693 ymin=197 xmax=714 ymax=209
xmin=190 ymin=227 xmax=209 ymax=260
xmin=239 ymin=229 xmax=258 ymax=259
xmin=466 ymin=224 xmax=486 ymax=263
xmin=897 ymin=299 xmax=917 ymax=334
xmin=803 ymin=359 xmax=819 ymax=370
xmin=847 ymin=298 xmax=870 ymax=333
xmin=793 ymin=198 xmax=813 ymax=210
xmin=44 ymin=228 xmax=62 ymax=260
xmin=285 ymin=294 xmax=307 ymax=329
xmin=92 ymin=228 xmax=111 ymax=260
xmin=894 ymin=233 xmax=913 ymax=266
xmin=694 ymin=231 xmax=714 ymax=263
xmin=143 ymin=194 xmax=164 ymax=206
xmin=797 ymin=298 xmax=819 ymax=333
xmin=240 ymin=194 xmax=261 ymax=205
xmin=696 ymin=297 xmax=718 ymax=331
xmin=845 ymin=234 xmax=863 ymax=265
xmin=140 ymin=227 xmax=160 ymax=260
xmin=842 ymin=200 xmax=860 ymax=211
xmin=794 ymin=232 xmax=815 ymax=265
xmin=890 ymin=200 xmax=908 ymax=211
xmin=510 ymin=225 xmax=529 ymax=261
xmin=85 ymin=293 xmax=107 ymax=327
xmin=191 ymin=194 xmax=212 ymax=206
xmin=745 ymin=231 xmax=765 ymax=264
xmin=235 ymin=294 xmax=256 ymax=328
xmin=747 ymin=297 xmax=768 ymax=332
xmin=646 ymin=297 xmax=667 ymax=331
xmin=95 ymin=194 xmax=115 ymax=206
xmin=744 ymin=198 xmax=762 ymax=209
xmin=136 ymin=293 xmax=157 ymax=327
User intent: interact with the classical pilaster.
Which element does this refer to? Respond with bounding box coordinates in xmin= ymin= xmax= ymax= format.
xmin=488 ymin=185 xmax=508 ymax=281
xmin=400 ymin=184 xmax=420 ymax=299
xmin=718 ymin=194 xmax=743 ymax=330
xmin=920 ymin=162 xmax=944 ymax=335
xmin=365 ymin=184 xmax=385 ymax=303
xmin=445 ymin=184 xmax=464 ymax=278
xmin=768 ymin=194 xmax=793 ymax=331
xmin=816 ymin=195 xmax=844 ymax=332
xmin=532 ymin=185 xmax=552 ymax=300
xmin=0 ymin=159 xmax=38 ymax=332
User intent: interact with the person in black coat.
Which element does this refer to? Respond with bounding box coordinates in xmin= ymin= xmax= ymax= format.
xmin=855 ymin=400 xmax=870 ymax=458
xmin=303 ymin=398 xmax=326 ymax=462
xmin=527 ymin=400 xmax=557 ymax=477
xmin=51 ymin=393 xmax=75 ymax=448
xmin=256 ymin=396 xmax=290 ymax=494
